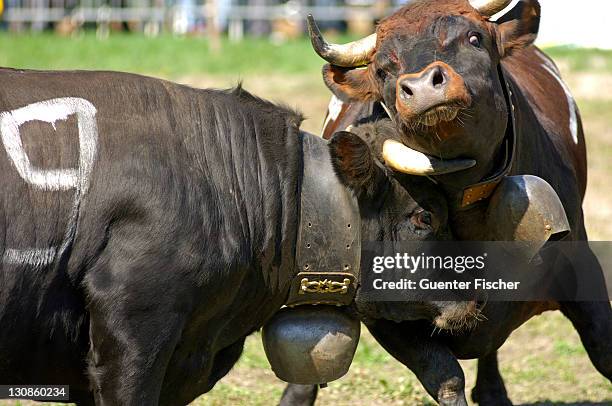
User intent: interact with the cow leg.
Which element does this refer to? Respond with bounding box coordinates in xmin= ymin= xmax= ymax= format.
xmin=279 ymin=384 xmax=318 ymax=406
xmin=367 ymin=320 xmax=468 ymax=406
xmin=85 ymin=247 xmax=186 ymax=406
xmin=559 ymin=301 xmax=612 ymax=380
xmin=470 ymin=352 xmax=512 ymax=406
xmin=87 ymin=305 xmax=184 ymax=406
xmin=557 ymin=237 xmax=612 ymax=381
xmin=205 ymin=337 xmax=247 ymax=391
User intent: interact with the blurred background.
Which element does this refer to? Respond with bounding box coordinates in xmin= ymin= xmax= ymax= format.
xmin=0 ymin=0 xmax=611 ymax=405
xmin=0 ymin=0 xmax=610 ymax=46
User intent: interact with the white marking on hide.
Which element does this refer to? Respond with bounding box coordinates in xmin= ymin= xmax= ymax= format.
xmin=321 ymin=95 xmax=345 ymax=137
xmin=2 ymin=247 xmax=57 ymax=267
xmin=327 ymin=95 xmax=344 ymax=121
xmin=541 ymin=64 xmax=579 ymax=145
xmin=0 ymin=97 xmax=99 ymax=192
xmin=1 ymin=97 xmax=100 ymax=268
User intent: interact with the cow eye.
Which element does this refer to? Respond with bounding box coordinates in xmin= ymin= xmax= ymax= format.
xmin=468 ymin=32 xmax=481 ymax=48
xmin=377 ymin=68 xmax=387 ymax=80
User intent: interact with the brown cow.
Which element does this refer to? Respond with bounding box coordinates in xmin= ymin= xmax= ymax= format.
xmin=281 ymin=0 xmax=611 ymax=405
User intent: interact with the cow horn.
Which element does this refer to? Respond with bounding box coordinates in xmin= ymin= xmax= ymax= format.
xmin=382 ymin=140 xmax=477 ymax=176
xmin=469 ymin=0 xmax=513 ymax=17
xmin=307 ymin=14 xmax=376 ymax=67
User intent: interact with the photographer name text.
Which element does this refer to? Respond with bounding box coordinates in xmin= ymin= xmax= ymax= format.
xmin=371 ymin=253 xmax=521 ymax=291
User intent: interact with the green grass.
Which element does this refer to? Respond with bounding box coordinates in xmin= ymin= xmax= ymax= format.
xmin=188 ymin=330 xmax=438 ymax=406
xmin=197 ymin=314 xmax=612 ymax=405
xmin=1 ymin=32 xmax=612 ymax=78
xmin=547 ymin=46 xmax=612 ymax=73
xmin=0 ymin=33 xmax=328 ymax=77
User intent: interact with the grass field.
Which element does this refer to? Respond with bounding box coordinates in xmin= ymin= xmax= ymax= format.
xmin=1 ymin=33 xmax=612 ymax=76
xmin=0 ymin=34 xmax=610 ymax=405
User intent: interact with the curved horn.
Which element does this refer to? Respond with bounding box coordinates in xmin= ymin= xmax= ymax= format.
xmin=307 ymin=14 xmax=376 ymax=67
xmin=382 ymin=140 xmax=476 ymax=176
xmin=469 ymin=0 xmax=513 ymax=17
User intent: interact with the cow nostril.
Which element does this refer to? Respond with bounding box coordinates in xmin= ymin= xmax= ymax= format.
xmin=401 ymin=83 xmax=413 ymax=97
xmin=432 ymin=69 xmax=446 ymax=88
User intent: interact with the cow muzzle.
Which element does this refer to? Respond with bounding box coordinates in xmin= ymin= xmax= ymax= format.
xmin=396 ymin=62 xmax=471 ymax=126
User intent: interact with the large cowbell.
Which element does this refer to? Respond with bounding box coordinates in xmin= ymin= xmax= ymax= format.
xmin=484 ymin=175 xmax=571 ymax=260
xmin=262 ymin=306 xmax=360 ymax=385
xmin=262 ymin=133 xmax=362 ymax=385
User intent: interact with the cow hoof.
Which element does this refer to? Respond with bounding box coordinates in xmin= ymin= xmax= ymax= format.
xmin=437 ymin=377 xmax=468 ymax=406
xmin=471 ymin=387 xmax=513 ymax=406
xmin=439 ymin=397 xmax=468 ymax=406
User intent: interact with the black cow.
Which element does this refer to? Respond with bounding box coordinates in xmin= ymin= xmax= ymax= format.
xmin=0 ymin=68 xmax=474 ymax=405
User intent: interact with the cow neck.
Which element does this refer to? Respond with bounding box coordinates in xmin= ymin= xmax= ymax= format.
xmin=451 ymin=65 xmax=517 ymax=209
xmin=285 ymin=132 xmax=361 ymax=307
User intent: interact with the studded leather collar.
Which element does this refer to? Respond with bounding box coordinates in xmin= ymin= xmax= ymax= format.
xmin=286 ymin=132 xmax=361 ymax=307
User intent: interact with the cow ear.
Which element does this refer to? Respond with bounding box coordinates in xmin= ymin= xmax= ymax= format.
xmin=323 ymin=64 xmax=381 ymax=103
xmin=495 ymin=0 xmax=541 ymax=56
xmin=329 ymin=131 xmax=386 ymax=197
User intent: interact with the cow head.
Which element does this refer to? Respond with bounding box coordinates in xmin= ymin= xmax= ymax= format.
xmin=329 ymin=125 xmax=484 ymax=330
xmin=309 ymin=0 xmax=540 ymax=180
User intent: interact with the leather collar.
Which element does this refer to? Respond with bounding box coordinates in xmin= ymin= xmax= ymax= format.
xmin=458 ymin=65 xmax=517 ymax=208
xmin=286 ymin=132 xmax=361 ymax=307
